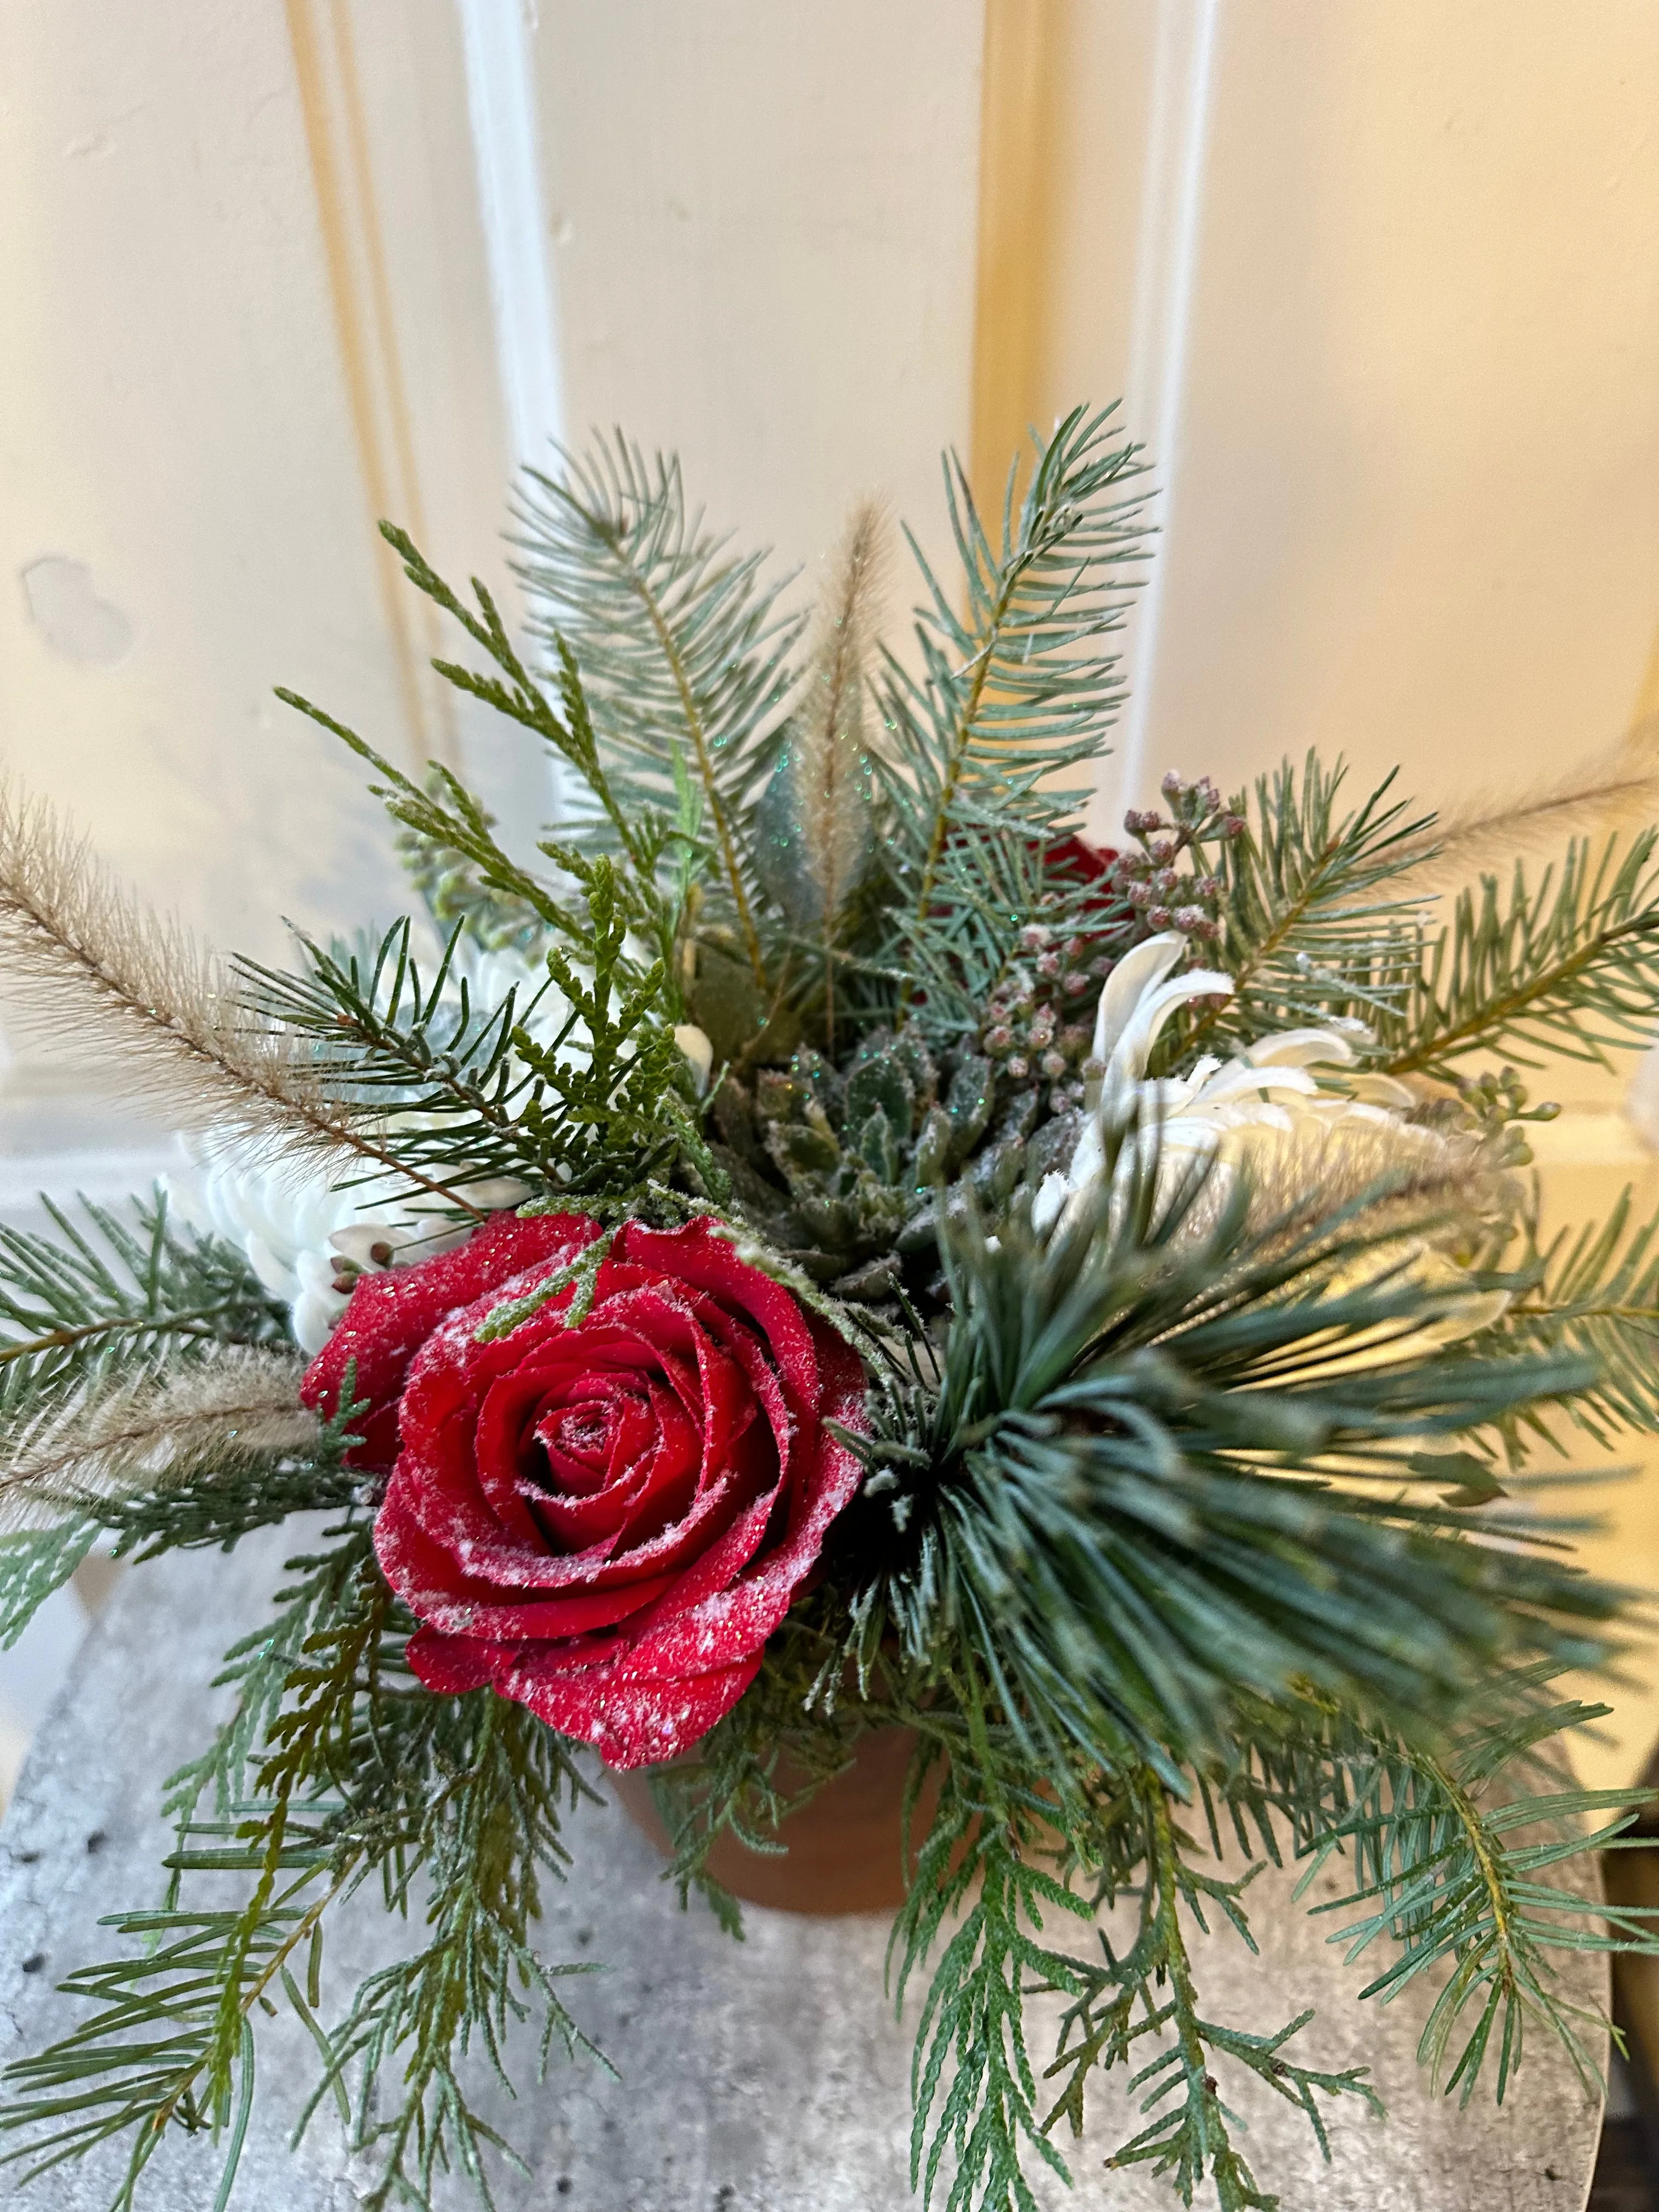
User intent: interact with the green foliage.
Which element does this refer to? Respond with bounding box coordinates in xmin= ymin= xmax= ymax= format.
xmin=0 ymin=1194 xmax=289 ymax=1643
xmin=1375 ymin=828 xmax=1659 ymax=1076
xmin=16 ymin=402 xmax=1659 ymax=2212
xmin=1 ymin=1522 xmax=604 ymax=2212
xmin=1160 ymin=753 xmax=1432 ymax=1069
xmin=279 ymin=541 xmax=700 ymax=1011
xmin=877 ymin=405 xmax=1148 ymax=947
xmin=0 ymin=1193 xmax=285 ymax=1418
xmin=1311 ymin=1686 xmax=1657 ymax=2106
xmin=896 ymin=1747 xmax=1091 ymax=2212
xmin=1042 ymin=1768 xmax=1379 ymax=2212
xmin=393 ymin=770 xmax=550 ymax=955
xmin=94 ymin=1385 xmax=364 ymax=1564
xmin=0 ymin=1518 xmax=97 ymax=1649
xmin=888 ymin=826 xmax=1130 ymax=1054
xmin=512 ymin=435 xmax=805 ymax=989
xmin=1495 ymin=1185 xmax=1659 ymax=1441
xmin=836 ymin=1149 xmax=1621 ymax=1788
xmin=241 ymin=871 xmax=699 ymax=1210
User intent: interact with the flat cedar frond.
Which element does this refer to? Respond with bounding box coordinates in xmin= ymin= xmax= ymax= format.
xmin=878 ymin=404 xmax=1149 ymax=936
xmin=0 ymin=1348 xmax=313 ymax=1530
xmin=0 ymin=781 xmax=465 ymax=1211
xmin=1374 ymin=827 xmax=1659 ymax=1075
xmin=511 ymin=433 xmax=806 ymax=990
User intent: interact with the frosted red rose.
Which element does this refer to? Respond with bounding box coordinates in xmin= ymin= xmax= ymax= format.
xmin=300 ymin=1212 xmax=867 ymax=1768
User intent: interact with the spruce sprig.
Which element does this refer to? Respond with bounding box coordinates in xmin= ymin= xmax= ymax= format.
xmin=0 ymin=1194 xmax=290 ymax=1646
xmin=1374 ymin=828 xmax=1659 ymax=1075
xmin=511 ymin=435 xmax=806 ymax=990
xmin=877 ymin=405 xmax=1149 ymax=939
xmin=0 ymin=1193 xmax=285 ymax=1417
xmin=1163 ymin=753 xmax=1433 ymax=1068
xmin=1497 ymin=1185 xmax=1659 ymax=1440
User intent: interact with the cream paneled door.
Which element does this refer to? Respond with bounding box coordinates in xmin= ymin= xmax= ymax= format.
xmin=1 ymin=3 xmax=1658 ymax=1785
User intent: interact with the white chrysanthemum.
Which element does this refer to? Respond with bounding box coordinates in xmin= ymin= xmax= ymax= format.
xmin=165 ymin=1139 xmax=460 ymax=1355
xmin=1033 ymin=933 xmax=1415 ymax=1234
xmin=1031 ymin=933 xmax=1508 ymax=1359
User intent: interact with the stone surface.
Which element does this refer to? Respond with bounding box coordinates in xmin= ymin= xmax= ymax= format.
xmin=0 ymin=1530 xmax=1606 ymax=2211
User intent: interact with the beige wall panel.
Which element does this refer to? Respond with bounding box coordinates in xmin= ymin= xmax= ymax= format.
xmin=0 ymin=0 xmax=506 ymax=968
xmin=1031 ymin=2 xmax=1659 ymax=829
xmin=530 ymin=0 xmax=983 ymax=627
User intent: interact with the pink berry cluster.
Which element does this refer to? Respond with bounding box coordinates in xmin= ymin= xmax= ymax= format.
xmin=1107 ymin=769 xmax=1243 ymax=939
xmin=979 ymin=912 xmax=1121 ymax=1115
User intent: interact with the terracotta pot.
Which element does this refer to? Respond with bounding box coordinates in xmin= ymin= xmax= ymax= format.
xmin=611 ymin=1727 xmax=927 ymax=1914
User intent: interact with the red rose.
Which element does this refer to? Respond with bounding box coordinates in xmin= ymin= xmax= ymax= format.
xmin=301 ymin=1212 xmax=867 ymax=1769
xmin=1046 ymin=832 xmax=1118 ymax=884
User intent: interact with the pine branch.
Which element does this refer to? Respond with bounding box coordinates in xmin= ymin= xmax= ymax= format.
xmin=1373 ymin=829 xmax=1659 ymax=1076
xmin=839 ymin=1149 xmax=1624 ymax=1787
xmin=240 ymin=881 xmax=695 ymax=1209
xmin=512 ymin=436 xmax=806 ymax=989
xmin=877 ymin=404 xmax=1148 ymax=940
xmin=0 ymin=1193 xmax=295 ymax=1644
xmin=238 ymin=919 xmax=568 ymax=1197
xmin=0 ymin=1192 xmax=285 ymax=1412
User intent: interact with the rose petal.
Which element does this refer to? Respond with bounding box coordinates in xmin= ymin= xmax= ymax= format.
xmin=369 ymin=1212 xmax=870 ymax=1768
xmin=302 ymin=1211 xmax=601 ymax=1469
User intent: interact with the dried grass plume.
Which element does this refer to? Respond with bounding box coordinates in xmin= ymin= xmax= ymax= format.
xmin=0 ymin=780 xmax=473 ymax=1210
xmin=1393 ymin=724 xmax=1659 ymax=887
xmin=0 ymin=1348 xmax=317 ymax=1531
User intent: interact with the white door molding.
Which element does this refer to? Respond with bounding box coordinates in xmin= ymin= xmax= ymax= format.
xmin=1099 ymin=0 xmax=1222 ymax=832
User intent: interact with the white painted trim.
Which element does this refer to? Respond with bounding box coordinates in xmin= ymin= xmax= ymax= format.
xmin=455 ymin=0 xmax=565 ymax=472
xmin=1109 ymin=0 xmax=1221 ymax=825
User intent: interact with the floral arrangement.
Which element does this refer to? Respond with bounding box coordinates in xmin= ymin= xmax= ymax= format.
xmin=2 ymin=405 xmax=1659 ymax=2211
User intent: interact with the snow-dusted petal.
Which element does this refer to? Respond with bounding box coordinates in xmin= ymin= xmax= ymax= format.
xmin=1233 ymin=1027 xmax=1357 ymax=1070
xmin=1104 ymin=968 xmax=1235 ymax=1090
xmin=1090 ymin=934 xmax=1190 ymax=1063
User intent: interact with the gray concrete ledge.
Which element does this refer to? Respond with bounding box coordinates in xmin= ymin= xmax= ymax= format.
xmin=0 ymin=1526 xmax=1605 ymax=2210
